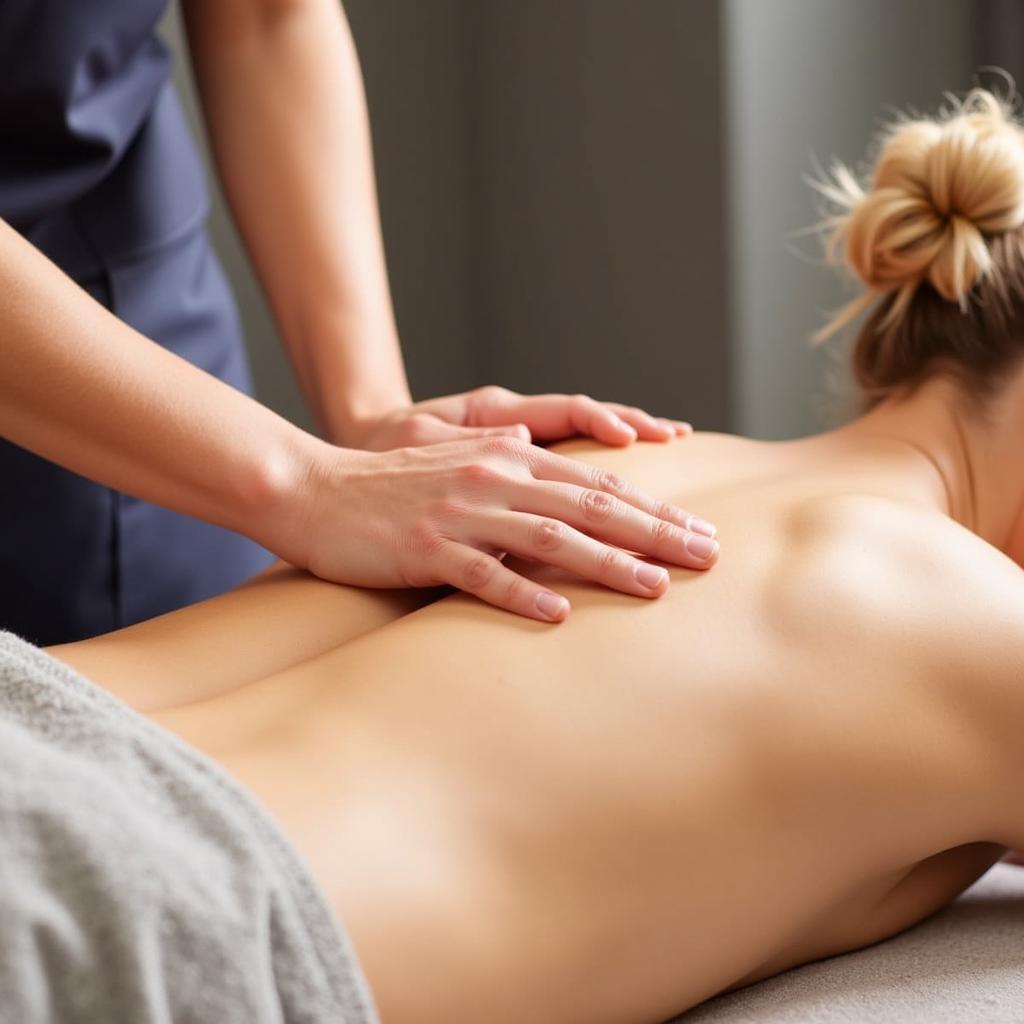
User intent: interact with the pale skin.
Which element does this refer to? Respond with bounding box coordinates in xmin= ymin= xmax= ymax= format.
xmin=0 ymin=0 xmax=710 ymax=627
xmin=49 ymin=369 xmax=1024 ymax=1022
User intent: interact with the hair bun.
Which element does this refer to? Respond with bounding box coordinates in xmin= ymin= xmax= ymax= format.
xmin=819 ymin=89 xmax=1024 ymax=332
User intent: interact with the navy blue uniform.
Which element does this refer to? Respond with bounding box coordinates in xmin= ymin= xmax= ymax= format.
xmin=0 ymin=1 xmax=273 ymax=644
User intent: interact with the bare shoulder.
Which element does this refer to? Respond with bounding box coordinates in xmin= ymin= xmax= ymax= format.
xmin=774 ymin=492 xmax=1024 ymax=698
xmin=777 ymin=492 xmax=992 ymax=585
xmin=763 ymin=492 xmax=1024 ymax=844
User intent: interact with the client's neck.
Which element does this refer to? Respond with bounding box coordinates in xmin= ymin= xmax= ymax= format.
xmin=836 ymin=370 xmax=1024 ymax=554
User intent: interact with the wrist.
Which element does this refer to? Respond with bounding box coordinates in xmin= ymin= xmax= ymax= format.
xmin=313 ymin=327 xmax=413 ymax=440
xmin=229 ymin=425 xmax=340 ymax=566
xmin=286 ymin=312 xmax=412 ymax=446
xmin=324 ymin=397 xmax=411 ymax=449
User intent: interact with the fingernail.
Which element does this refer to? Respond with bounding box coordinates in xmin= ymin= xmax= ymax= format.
xmin=635 ymin=563 xmax=668 ymax=590
xmin=685 ymin=534 xmax=719 ymax=561
xmin=686 ymin=516 xmax=717 ymax=538
xmin=536 ymin=592 xmax=569 ymax=620
xmin=616 ymin=418 xmax=637 ymax=438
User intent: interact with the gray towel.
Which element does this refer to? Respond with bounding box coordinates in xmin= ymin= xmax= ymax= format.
xmin=0 ymin=631 xmax=379 ymax=1024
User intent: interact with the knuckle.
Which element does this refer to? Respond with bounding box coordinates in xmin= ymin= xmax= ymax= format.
xmin=399 ymin=558 xmax=439 ymax=588
xmin=408 ymin=522 xmax=446 ymax=560
xmin=593 ymin=469 xmax=626 ymax=497
xmin=653 ymin=500 xmax=677 ymax=524
xmin=596 ymin=546 xmax=623 ymax=577
xmin=482 ymin=435 xmax=527 ymax=460
xmin=579 ymin=488 xmax=615 ymax=523
xmin=502 ymin=575 xmax=526 ymax=608
xmin=457 ymin=461 xmax=503 ymax=488
xmin=462 ymin=555 xmax=495 ymax=591
xmin=650 ymin=516 xmax=676 ymax=546
xmin=466 ymin=385 xmax=510 ymax=426
xmin=429 ymin=500 xmax=469 ymax=523
xmin=530 ymin=517 xmax=565 ymax=552
xmin=404 ymin=415 xmax=432 ymax=444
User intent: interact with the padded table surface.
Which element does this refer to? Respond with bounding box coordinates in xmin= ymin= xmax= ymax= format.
xmin=676 ymin=863 xmax=1024 ymax=1023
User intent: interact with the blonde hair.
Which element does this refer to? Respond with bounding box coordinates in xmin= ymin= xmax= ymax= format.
xmin=816 ymin=87 xmax=1024 ymax=401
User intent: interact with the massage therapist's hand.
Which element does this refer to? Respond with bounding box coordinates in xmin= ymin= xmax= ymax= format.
xmin=282 ymin=436 xmax=718 ymax=623
xmin=347 ymin=386 xmax=693 ymax=450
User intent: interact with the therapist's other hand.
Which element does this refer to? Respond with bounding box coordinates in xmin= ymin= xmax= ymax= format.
xmin=350 ymin=386 xmax=692 ymax=450
xmin=289 ymin=436 xmax=718 ymax=623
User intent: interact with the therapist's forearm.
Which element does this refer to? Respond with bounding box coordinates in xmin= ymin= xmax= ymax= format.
xmin=0 ymin=216 xmax=323 ymax=562
xmin=182 ymin=0 xmax=412 ymax=445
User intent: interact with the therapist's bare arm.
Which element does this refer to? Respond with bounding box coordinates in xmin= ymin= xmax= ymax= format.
xmin=180 ymin=0 xmax=693 ymax=451
xmin=181 ymin=0 xmax=411 ymax=444
xmin=0 ymin=216 xmax=318 ymax=549
xmin=0 ymin=218 xmax=718 ymax=621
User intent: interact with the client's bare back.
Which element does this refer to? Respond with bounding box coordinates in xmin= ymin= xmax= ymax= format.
xmin=98 ymin=430 xmax=1024 ymax=1023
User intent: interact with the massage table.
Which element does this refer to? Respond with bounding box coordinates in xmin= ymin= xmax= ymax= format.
xmin=675 ymin=863 xmax=1024 ymax=1022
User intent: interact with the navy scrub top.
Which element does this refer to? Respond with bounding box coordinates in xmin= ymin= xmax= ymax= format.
xmin=0 ymin=0 xmax=273 ymax=645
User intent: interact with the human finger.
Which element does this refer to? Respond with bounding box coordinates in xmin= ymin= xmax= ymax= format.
xmin=563 ymin=394 xmax=640 ymax=445
xmin=474 ymin=510 xmax=676 ymax=597
xmin=506 ymin=480 xmax=718 ymax=569
xmin=657 ymin=418 xmax=693 ymax=436
xmin=434 ymin=538 xmax=571 ymax=622
xmin=525 ymin=447 xmax=715 ymax=535
xmin=606 ymin=404 xmax=676 ymax=442
xmin=464 ymin=388 xmax=628 ymax=442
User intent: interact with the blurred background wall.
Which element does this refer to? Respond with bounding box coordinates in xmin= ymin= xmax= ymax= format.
xmin=164 ymin=0 xmax=1000 ymax=440
xmin=725 ymin=0 xmax=974 ymax=436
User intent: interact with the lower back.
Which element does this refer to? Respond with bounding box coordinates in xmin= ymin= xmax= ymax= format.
xmin=306 ymin=433 xmax=1000 ymax=1020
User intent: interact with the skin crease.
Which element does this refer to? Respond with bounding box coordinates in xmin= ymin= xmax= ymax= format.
xmin=51 ymin=369 xmax=1024 ymax=1023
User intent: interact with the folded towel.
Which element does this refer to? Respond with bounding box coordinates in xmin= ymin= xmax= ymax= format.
xmin=0 ymin=631 xmax=378 ymax=1024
